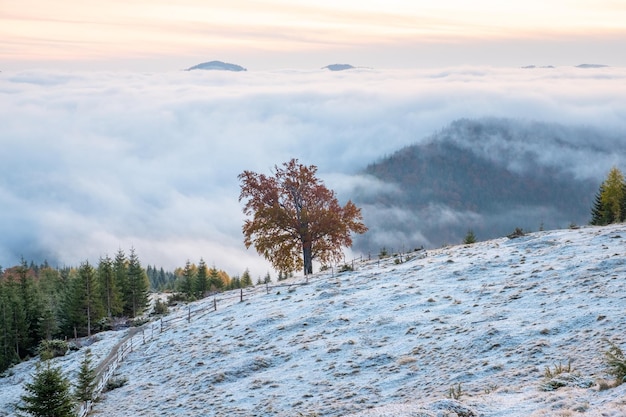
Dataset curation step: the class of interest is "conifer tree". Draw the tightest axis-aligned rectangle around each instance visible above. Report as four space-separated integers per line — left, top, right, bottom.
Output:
98 255 121 318
591 167 626 225
241 269 253 287
0 280 19 372
180 260 196 299
74 349 96 404
17 361 76 417
208 267 223 291
126 248 149 318
590 184 611 225
113 249 128 316
601 167 625 222
63 262 104 337
195 259 209 298
16 260 44 354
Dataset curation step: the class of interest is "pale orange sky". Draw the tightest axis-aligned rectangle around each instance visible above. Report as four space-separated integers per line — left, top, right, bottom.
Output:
2 0 625 70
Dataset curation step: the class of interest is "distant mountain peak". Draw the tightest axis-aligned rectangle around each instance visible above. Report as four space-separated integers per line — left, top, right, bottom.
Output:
322 64 355 71
186 61 247 72
576 64 609 69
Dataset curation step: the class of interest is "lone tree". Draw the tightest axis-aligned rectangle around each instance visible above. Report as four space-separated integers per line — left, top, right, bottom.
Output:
239 159 367 275
17 361 76 417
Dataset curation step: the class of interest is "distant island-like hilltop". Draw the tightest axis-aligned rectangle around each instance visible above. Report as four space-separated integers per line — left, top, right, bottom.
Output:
185 61 247 72
322 64 355 71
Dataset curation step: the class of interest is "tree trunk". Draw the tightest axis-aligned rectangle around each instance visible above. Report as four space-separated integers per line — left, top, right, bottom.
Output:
302 240 313 275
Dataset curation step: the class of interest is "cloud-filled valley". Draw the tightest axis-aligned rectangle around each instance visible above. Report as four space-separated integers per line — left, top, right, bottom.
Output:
1 66 625 278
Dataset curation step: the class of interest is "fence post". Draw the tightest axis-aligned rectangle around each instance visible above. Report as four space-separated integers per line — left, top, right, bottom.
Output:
214 296 217 311
188 305 191 323
266 282 269 294
240 288 243 302
130 337 133 353
160 317 163 333
142 329 145 344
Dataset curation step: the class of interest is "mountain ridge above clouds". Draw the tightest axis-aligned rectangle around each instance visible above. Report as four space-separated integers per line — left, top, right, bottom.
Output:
185 60 247 71
3 223 624 416
353 117 623 254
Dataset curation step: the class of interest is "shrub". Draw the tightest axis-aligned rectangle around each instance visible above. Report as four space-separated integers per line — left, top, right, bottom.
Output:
338 264 353 273
507 227 526 239
378 247 389 259
152 299 169 316
447 383 464 400
463 229 477 244
38 339 69 360
604 340 626 385
105 376 128 392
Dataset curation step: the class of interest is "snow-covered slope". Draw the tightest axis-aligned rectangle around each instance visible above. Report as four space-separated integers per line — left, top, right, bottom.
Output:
3 225 626 416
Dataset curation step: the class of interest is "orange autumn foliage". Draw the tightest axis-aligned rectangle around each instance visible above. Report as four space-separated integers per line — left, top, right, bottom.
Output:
238 159 367 275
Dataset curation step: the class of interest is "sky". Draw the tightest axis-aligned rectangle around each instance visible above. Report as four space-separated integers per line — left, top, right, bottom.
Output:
2 0 626 70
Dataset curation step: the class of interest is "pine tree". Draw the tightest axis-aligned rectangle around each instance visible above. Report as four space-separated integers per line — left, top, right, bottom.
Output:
241 269 253 287
463 229 477 244
113 249 129 317
195 259 209 299
63 262 104 338
0 280 19 372
98 255 121 318
17 361 76 417
126 248 149 318
180 260 196 299
590 184 609 225
16 260 44 355
74 349 96 403
601 167 625 222
591 167 626 225
208 267 223 291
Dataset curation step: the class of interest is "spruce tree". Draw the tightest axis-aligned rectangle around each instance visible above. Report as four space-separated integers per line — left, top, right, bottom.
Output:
0 280 19 372
17 361 76 417
601 167 625 222
208 267 223 291
590 184 609 225
241 269 253 287
591 167 626 225
62 263 103 338
98 255 121 319
74 349 96 403
113 249 129 316
196 258 209 299
180 260 196 299
126 248 149 318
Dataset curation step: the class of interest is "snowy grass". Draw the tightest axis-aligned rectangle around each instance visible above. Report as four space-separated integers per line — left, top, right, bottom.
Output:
2 224 626 416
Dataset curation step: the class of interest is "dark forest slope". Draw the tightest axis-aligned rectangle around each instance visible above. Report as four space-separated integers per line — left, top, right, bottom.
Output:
352 118 622 252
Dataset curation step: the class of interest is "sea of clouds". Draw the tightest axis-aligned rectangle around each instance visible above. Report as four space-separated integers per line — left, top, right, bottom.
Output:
1 66 625 278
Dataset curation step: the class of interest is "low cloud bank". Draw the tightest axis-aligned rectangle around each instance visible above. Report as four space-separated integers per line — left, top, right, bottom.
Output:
1 66 625 277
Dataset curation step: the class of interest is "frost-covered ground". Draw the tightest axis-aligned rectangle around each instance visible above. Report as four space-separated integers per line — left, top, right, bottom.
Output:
0 329 128 416
3 224 626 416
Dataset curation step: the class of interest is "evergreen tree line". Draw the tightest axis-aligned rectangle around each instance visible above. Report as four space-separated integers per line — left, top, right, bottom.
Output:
590 167 626 225
172 259 251 301
0 248 149 374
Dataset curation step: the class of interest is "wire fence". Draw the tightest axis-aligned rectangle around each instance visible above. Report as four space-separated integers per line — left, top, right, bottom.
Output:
75 252 416 417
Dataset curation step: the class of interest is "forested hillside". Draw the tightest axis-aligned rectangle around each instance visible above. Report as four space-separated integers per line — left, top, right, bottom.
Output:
0 251 238 375
353 118 620 252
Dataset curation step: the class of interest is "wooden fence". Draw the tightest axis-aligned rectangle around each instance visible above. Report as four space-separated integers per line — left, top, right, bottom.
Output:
75 254 391 416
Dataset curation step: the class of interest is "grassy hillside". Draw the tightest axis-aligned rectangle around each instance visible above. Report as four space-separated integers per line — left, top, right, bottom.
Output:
3 224 623 416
